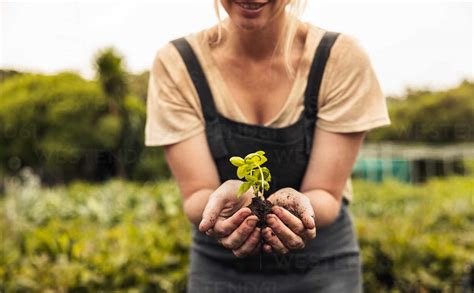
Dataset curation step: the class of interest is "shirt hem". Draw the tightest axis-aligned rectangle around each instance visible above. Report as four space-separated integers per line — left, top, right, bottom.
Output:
316 117 391 133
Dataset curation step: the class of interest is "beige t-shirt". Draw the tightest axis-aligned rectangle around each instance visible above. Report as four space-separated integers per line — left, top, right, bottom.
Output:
145 23 391 201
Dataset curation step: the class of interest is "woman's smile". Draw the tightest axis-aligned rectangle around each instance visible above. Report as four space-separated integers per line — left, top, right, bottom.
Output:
233 1 270 18
219 0 286 31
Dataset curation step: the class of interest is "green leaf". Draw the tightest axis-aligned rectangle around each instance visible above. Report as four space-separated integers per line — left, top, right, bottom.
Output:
237 165 247 179
237 182 251 198
261 167 271 182
263 181 270 191
244 172 258 183
229 156 245 167
244 152 267 167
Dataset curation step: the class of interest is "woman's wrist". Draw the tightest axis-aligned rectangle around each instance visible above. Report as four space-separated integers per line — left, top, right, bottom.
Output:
183 188 215 228
302 189 342 227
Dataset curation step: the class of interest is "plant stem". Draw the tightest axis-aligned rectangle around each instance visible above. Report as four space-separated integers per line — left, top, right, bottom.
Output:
257 165 265 200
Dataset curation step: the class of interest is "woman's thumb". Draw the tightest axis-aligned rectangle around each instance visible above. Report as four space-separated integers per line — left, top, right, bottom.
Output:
198 195 223 232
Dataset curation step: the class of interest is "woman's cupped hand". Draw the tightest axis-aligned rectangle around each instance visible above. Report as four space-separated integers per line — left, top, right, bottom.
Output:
262 188 317 254
198 180 262 257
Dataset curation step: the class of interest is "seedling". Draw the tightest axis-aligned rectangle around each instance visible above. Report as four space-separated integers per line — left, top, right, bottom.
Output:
229 151 274 228
230 150 271 200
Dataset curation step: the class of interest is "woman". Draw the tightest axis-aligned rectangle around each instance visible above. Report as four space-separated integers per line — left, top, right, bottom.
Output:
145 0 391 292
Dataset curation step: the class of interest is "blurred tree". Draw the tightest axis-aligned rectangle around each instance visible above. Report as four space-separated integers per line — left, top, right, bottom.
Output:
0 72 111 183
0 71 170 184
367 80 474 143
0 69 23 84
94 48 130 178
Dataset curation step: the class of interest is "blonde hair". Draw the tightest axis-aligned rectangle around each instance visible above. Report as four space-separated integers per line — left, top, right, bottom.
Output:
212 0 307 78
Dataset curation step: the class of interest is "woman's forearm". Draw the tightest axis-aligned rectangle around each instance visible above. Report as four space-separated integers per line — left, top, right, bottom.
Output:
302 189 342 227
183 188 214 228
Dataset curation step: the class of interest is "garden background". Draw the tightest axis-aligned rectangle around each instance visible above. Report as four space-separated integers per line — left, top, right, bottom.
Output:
1 1 473 292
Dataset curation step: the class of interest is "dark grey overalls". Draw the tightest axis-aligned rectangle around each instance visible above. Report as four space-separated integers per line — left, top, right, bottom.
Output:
172 31 362 293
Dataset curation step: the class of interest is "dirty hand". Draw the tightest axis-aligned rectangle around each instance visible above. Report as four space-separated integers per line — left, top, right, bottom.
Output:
198 180 262 257
262 188 316 254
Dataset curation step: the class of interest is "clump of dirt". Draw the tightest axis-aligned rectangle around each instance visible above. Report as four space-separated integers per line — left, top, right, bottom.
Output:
246 197 274 228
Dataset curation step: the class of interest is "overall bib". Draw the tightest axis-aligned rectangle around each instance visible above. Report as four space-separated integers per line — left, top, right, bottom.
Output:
172 31 362 293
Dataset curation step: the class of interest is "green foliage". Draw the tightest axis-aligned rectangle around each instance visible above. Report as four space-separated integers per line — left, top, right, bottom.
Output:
0 69 23 84
0 70 171 183
94 47 128 102
131 147 171 182
465 159 474 174
351 175 474 292
0 72 108 181
367 80 474 143
1 174 472 291
1 173 190 292
0 49 172 183
230 150 271 199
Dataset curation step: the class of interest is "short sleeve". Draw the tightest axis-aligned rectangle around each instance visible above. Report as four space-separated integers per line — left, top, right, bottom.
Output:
316 33 391 133
144 44 205 146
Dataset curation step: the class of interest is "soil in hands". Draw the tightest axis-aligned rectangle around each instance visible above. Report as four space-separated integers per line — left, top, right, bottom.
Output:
247 197 274 228
246 193 304 229
246 194 305 261
274 193 303 221
246 196 273 265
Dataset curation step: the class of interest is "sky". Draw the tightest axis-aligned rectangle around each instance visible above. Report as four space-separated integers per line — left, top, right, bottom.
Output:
1 0 472 97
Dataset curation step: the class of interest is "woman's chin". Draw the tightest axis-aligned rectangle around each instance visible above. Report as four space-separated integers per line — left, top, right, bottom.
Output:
234 19 267 31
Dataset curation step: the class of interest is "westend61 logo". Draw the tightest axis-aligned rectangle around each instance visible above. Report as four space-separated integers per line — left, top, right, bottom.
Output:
186 279 278 293
269 252 360 272
235 123 279 140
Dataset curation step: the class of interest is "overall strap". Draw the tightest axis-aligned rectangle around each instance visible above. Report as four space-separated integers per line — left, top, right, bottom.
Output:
171 37 229 158
303 31 340 155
